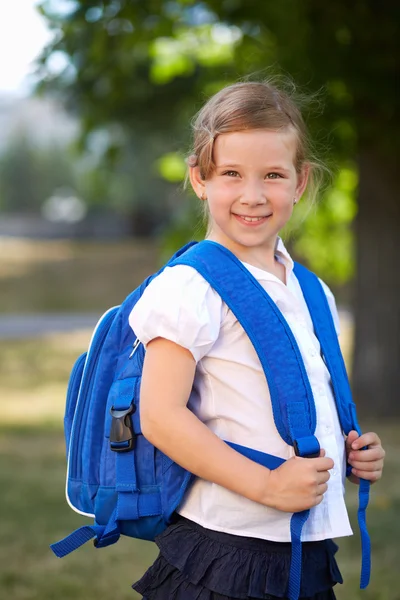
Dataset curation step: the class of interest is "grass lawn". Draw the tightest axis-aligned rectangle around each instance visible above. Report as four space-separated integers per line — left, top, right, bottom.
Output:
0 278 399 598
1 423 399 600
0 237 160 313
0 426 158 600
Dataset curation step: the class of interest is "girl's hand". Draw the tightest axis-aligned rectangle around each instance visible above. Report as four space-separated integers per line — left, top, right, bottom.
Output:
346 430 385 484
265 450 334 513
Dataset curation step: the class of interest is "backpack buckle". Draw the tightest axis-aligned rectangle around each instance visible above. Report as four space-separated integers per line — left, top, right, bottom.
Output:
109 405 136 452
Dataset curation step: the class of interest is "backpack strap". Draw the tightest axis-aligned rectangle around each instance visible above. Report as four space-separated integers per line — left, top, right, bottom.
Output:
174 241 319 453
293 262 371 589
293 263 356 434
173 240 322 600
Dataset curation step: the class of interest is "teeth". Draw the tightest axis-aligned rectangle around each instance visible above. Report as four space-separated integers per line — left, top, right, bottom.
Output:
240 216 265 222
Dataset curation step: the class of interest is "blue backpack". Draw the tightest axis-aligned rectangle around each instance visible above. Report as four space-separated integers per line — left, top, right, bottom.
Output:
51 240 371 600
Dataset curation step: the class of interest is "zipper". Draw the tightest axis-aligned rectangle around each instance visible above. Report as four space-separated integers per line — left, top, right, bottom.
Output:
129 338 141 359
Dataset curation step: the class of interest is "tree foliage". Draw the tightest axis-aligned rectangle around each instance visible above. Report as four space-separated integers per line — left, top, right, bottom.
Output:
35 0 398 279
37 1 397 145
0 132 77 212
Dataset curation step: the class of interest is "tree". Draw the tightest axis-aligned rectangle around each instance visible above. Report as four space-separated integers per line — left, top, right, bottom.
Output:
0 131 77 212
36 0 399 415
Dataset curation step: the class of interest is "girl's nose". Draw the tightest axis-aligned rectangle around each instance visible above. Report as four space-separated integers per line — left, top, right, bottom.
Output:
239 182 267 206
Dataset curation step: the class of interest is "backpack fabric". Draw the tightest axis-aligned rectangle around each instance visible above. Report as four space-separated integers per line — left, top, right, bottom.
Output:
51 241 370 600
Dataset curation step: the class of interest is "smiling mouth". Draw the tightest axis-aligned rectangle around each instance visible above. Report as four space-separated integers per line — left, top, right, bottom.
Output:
233 214 272 223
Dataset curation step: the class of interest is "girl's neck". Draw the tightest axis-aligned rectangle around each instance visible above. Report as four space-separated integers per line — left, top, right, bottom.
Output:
244 254 287 285
206 234 287 284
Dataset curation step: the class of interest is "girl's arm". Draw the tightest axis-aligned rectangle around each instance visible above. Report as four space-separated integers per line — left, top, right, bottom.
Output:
140 337 333 511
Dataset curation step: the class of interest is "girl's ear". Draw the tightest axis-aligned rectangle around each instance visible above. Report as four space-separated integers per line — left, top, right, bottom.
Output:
189 166 206 199
295 163 310 200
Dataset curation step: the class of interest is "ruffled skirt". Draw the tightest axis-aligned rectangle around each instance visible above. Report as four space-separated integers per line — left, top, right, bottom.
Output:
132 516 343 599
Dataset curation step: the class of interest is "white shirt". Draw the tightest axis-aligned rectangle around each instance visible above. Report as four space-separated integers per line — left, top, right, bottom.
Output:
129 239 353 542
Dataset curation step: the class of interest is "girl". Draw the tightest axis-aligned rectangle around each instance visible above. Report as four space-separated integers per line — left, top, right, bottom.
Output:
128 81 385 600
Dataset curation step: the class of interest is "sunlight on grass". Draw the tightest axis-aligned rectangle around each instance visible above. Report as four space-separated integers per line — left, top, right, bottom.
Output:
0 330 92 425
2 383 72 425
0 237 160 312
0 237 74 279
0 428 156 600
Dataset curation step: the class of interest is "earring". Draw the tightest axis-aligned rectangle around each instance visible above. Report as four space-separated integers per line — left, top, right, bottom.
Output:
293 197 297 205
200 192 207 201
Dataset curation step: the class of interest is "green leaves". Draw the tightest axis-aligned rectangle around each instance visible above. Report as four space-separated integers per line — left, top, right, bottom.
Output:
288 167 358 284
149 23 241 84
34 0 398 283
156 152 187 182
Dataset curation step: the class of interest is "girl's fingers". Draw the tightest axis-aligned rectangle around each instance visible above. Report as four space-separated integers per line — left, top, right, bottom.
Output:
345 430 359 451
351 468 382 482
347 431 385 484
317 471 330 484
348 447 385 462
351 432 381 449
349 459 384 472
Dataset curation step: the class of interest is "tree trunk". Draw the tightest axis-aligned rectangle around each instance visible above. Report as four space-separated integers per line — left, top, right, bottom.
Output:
352 149 400 417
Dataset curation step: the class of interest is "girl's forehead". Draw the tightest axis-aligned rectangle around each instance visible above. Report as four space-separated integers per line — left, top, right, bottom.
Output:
214 128 297 164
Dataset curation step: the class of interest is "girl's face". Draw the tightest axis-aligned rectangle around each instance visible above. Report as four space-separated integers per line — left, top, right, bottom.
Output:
190 128 308 258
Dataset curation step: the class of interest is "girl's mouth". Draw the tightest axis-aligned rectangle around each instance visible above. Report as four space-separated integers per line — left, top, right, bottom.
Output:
233 214 271 226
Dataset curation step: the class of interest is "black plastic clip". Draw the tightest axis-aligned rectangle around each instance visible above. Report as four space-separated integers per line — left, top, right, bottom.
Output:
109 404 136 452
293 439 320 459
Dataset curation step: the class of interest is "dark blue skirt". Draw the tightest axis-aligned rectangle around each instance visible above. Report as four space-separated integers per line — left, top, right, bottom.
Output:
132 515 343 599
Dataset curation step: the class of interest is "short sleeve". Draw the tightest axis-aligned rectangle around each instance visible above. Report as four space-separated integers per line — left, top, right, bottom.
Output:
318 278 341 336
128 265 223 362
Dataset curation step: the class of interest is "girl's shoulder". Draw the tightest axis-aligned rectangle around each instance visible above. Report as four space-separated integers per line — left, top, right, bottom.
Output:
138 264 224 312
128 265 224 362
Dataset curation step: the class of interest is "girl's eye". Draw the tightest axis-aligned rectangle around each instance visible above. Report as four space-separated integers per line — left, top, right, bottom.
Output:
221 171 283 178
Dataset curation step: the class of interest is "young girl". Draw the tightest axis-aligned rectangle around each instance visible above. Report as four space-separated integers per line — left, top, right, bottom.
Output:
128 81 385 600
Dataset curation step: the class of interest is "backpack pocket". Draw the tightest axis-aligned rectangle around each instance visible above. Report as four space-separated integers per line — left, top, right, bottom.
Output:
101 376 139 488
66 307 119 515
64 352 86 456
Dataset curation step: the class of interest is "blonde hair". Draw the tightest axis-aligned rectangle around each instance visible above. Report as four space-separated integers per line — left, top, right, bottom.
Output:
187 79 329 206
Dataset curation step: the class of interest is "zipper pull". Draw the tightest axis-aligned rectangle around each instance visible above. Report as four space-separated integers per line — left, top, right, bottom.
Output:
129 338 141 359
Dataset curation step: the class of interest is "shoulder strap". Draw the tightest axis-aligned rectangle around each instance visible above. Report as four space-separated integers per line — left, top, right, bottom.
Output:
293 262 360 436
293 262 371 590
172 240 319 455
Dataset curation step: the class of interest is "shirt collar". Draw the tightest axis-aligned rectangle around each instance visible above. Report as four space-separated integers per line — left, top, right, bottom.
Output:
275 237 294 278
240 237 294 283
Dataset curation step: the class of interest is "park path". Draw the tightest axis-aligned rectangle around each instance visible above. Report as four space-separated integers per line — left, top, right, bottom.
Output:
0 313 101 339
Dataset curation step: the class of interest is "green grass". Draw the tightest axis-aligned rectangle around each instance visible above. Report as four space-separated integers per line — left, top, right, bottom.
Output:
0 331 92 425
0 238 160 312
1 324 399 599
335 423 400 600
0 427 157 600
1 424 398 600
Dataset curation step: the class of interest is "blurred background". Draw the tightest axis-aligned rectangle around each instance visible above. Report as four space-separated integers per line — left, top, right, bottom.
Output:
0 1 398 599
